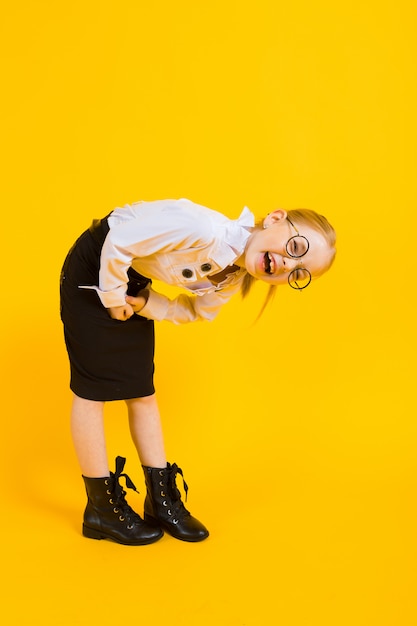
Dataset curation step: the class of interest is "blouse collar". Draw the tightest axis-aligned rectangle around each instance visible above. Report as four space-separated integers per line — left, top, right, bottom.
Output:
210 206 254 269
223 206 254 254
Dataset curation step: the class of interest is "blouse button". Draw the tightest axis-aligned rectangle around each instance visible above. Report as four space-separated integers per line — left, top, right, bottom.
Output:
182 268 194 278
201 263 212 272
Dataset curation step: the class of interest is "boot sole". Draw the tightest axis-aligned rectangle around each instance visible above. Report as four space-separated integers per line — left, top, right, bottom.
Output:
82 523 163 545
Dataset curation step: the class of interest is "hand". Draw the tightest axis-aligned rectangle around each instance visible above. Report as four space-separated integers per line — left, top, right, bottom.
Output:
107 303 134 321
125 289 149 314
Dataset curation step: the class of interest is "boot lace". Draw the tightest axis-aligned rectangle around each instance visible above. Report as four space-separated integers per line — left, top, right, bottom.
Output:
167 463 190 521
109 456 143 528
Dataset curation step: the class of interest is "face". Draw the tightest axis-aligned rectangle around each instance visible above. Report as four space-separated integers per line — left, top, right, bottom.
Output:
242 210 333 287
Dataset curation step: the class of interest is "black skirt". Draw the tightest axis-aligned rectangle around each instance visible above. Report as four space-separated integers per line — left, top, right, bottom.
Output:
60 216 155 401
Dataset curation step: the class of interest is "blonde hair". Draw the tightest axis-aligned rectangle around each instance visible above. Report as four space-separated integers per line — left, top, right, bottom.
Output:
241 208 337 316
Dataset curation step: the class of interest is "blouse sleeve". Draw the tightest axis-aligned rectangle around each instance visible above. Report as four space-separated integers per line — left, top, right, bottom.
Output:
138 280 242 324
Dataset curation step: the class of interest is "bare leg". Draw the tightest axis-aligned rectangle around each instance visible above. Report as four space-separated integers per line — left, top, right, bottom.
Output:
70 393 109 477
126 393 167 468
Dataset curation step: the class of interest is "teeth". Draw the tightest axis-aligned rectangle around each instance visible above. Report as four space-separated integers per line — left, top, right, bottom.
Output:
263 252 274 274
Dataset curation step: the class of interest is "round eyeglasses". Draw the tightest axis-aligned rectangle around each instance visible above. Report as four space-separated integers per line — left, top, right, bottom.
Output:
286 218 312 290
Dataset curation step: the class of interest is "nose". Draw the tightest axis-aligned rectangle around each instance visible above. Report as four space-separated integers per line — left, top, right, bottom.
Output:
281 256 299 273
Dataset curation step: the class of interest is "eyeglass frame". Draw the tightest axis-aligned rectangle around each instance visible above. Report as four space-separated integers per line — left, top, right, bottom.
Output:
285 217 312 290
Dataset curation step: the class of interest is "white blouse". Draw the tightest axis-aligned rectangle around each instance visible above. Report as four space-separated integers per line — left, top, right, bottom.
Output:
81 198 254 324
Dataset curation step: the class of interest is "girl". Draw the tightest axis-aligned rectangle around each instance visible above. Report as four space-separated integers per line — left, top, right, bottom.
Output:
60 197 336 545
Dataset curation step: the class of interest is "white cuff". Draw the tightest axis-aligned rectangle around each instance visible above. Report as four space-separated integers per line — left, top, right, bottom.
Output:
138 289 170 321
78 284 127 308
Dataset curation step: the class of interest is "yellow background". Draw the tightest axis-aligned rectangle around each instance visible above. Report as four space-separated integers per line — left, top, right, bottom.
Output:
1 1 416 624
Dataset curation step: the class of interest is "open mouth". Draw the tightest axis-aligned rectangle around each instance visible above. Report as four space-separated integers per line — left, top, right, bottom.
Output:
263 252 274 274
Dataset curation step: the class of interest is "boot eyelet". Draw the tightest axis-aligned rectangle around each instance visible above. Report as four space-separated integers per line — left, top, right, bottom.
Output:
159 481 164 487
119 516 125 522
173 519 179 525
127 524 134 530
105 479 109 486
109 498 114 505
106 490 112 495
168 510 172 516
162 500 167 507
160 491 165 497
159 471 164 477
113 507 120 514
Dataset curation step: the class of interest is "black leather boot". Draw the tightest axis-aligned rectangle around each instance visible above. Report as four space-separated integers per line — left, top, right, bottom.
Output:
82 456 163 545
142 463 209 542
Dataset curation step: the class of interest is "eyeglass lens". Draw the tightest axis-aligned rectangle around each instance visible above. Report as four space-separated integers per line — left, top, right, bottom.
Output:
286 235 309 258
288 268 311 290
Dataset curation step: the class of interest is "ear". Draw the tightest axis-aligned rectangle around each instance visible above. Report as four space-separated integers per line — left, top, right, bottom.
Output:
263 209 287 229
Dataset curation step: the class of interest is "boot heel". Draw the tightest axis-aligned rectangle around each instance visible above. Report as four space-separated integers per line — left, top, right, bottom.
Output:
83 524 105 540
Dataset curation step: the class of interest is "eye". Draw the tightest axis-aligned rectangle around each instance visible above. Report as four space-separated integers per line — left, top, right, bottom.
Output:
287 236 302 257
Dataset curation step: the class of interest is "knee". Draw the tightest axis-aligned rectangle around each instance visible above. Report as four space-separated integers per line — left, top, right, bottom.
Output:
125 394 156 408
